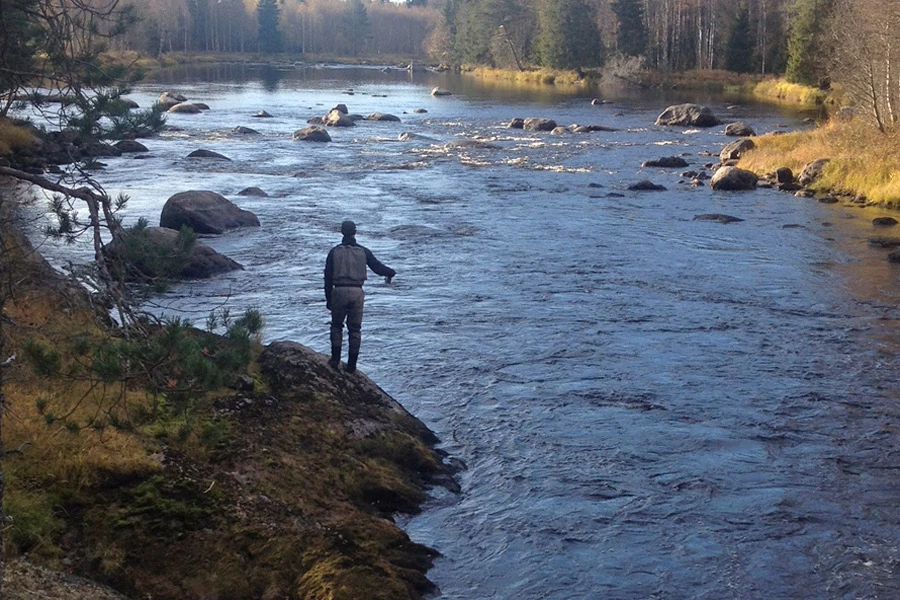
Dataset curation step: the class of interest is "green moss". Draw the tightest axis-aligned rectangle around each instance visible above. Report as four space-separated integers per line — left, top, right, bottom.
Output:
3 490 64 558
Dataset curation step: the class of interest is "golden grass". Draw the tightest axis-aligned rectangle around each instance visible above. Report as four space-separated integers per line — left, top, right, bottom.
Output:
0 119 37 156
739 119 900 206
464 65 588 86
752 78 828 105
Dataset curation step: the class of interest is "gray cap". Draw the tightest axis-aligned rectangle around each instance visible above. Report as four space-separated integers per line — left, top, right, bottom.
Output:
340 220 356 236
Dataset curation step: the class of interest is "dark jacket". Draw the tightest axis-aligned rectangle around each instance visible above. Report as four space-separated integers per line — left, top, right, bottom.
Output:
324 235 395 305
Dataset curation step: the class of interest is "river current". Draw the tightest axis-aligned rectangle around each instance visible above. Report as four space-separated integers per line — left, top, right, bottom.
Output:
25 65 900 598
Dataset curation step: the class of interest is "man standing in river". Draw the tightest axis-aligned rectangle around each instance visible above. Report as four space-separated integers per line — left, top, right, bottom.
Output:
324 220 396 373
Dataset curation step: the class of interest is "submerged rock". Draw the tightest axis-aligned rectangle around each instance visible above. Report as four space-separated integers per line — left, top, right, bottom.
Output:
873 217 899 227
655 103 721 127
693 213 745 224
628 180 667 191
187 149 230 160
643 156 689 168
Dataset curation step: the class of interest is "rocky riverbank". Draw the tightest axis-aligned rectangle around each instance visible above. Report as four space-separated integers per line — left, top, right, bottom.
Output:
0 180 457 599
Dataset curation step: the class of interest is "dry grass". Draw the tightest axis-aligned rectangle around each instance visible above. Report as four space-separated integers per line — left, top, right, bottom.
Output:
0 120 37 156
753 78 829 105
739 119 900 206
464 65 588 86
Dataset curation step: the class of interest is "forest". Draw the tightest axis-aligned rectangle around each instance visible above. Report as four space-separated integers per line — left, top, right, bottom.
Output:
91 0 895 129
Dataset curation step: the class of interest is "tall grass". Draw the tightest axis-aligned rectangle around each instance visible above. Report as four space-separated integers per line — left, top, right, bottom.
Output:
0 119 37 156
739 119 900 206
753 78 829 105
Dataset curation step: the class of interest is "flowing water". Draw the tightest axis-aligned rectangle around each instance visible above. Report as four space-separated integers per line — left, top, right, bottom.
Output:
23 65 900 598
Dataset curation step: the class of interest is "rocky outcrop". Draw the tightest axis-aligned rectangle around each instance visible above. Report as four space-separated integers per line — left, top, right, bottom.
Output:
252 110 273 118
655 103 721 127
725 122 756 137
160 190 260 234
643 156 689 168
720 138 756 162
710 166 758 191
232 126 260 135
293 126 332 142
798 158 830 187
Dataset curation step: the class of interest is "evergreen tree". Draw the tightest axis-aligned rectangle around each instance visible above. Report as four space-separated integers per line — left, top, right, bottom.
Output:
0 0 41 115
785 0 835 85
257 0 282 54
342 0 370 56
611 0 647 58
724 3 755 73
454 0 522 65
535 0 603 69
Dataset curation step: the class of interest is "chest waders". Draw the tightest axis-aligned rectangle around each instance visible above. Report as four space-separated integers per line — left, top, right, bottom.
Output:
329 245 367 372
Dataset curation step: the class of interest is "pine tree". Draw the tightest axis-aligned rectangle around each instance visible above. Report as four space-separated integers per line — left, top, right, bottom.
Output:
535 0 603 69
257 0 282 54
724 3 755 73
611 0 647 58
342 0 369 57
785 0 835 85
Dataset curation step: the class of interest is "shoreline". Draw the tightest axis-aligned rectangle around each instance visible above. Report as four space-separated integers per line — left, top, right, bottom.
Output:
0 179 457 600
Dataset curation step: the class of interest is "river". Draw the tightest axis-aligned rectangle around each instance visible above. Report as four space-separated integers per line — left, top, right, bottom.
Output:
26 64 900 599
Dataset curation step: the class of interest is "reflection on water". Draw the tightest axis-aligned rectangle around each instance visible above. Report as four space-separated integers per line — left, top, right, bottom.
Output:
24 65 900 599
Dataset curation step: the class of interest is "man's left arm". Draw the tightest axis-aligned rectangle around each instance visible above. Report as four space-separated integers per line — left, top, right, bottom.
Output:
364 247 396 280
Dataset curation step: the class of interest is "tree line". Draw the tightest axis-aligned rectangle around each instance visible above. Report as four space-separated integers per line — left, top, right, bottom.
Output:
108 0 822 76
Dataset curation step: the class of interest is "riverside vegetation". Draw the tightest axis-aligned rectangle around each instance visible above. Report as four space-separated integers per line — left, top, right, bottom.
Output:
0 179 456 599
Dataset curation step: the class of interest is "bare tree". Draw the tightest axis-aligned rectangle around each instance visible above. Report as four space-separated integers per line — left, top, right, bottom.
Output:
832 0 900 131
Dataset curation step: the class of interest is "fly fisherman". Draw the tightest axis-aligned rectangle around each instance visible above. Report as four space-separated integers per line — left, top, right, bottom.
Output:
324 220 396 373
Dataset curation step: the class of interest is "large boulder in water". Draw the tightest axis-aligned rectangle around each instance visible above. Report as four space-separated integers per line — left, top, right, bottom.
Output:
725 122 756 137
160 190 260 234
655 103 721 127
108 226 243 280
642 156 689 168
324 109 355 127
710 166 758 191
157 91 187 109
293 126 331 142
523 118 557 131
